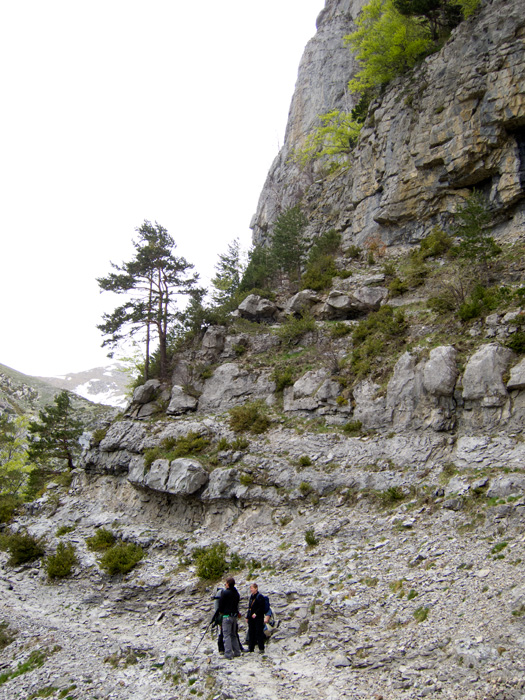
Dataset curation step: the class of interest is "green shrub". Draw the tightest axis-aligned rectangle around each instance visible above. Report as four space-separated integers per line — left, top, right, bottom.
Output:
458 284 502 321
0 622 16 650
301 230 342 291
343 420 363 436
231 436 250 451
192 542 228 581
427 292 456 314
55 525 75 537
276 312 317 346
388 277 408 296
144 431 211 467
2 531 45 566
418 227 452 259
86 528 116 552
0 494 22 524
217 437 230 451
239 472 254 486
299 481 313 496
46 542 78 579
351 306 408 379
99 542 144 575
346 244 361 260
298 455 312 468
228 402 270 434
271 364 296 392
305 529 319 547
330 321 352 338
506 332 525 354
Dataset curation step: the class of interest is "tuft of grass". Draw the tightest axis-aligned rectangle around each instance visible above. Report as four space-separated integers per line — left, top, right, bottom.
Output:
413 606 429 623
305 529 319 547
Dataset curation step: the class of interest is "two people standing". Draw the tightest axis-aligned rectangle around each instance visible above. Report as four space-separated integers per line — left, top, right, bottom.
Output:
217 578 266 658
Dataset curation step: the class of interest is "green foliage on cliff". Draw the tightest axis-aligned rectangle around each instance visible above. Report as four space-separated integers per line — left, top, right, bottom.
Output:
345 0 480 94
293 110 363 167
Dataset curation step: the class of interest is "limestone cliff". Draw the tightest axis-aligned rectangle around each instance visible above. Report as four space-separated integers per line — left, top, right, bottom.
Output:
251 0 525 250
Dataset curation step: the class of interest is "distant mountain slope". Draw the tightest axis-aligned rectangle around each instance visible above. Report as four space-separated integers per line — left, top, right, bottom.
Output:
37 364 130 408
0 363 124 424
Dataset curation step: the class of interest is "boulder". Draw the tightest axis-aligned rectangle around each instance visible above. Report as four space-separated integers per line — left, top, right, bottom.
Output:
320 287 386 320
353 379 390 430
165 459 209 495
166 385 198 415
201 468 241 500
201 326 226 357
144 459 170 491
462 343 514 406
198 363 274 410
284 289 321 316
99 421 146 453
237 294 277 322
507 358 525 390
423 346 458 397
132 380 161 405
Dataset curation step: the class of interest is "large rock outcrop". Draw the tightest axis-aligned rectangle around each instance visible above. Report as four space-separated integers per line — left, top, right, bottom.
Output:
251 0 525 250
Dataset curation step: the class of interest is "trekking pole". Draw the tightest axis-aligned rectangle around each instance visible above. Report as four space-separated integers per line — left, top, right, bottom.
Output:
192 612 218 658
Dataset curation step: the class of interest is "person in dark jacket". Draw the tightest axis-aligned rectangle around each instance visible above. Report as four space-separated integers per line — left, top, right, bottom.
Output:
246 582 265 653
218 577 241 659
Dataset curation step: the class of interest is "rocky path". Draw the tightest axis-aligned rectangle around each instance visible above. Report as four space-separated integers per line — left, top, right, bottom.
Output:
1 480 525 700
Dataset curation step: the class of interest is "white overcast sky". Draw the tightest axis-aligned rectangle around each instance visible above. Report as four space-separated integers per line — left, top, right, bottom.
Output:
1 0 324 377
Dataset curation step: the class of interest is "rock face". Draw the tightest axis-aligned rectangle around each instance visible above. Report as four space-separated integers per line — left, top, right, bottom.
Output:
251 0 525 251
251 0 366 244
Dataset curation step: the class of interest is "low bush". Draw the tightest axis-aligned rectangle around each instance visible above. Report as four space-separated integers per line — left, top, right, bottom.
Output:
298 455 312 468
458 284 502 321
229 402 270 435
46 542 78 579
0 622 16 650
86 528 116 552
144 431 211 468
271 364 296 392
276 312 317 346
343 420 363 436
351 306 408 379
305 529 319 547
418 227 453 259
99 542 144 575
1 531 45 566
0 494 22 524
330 321 352 338
506 332 525 354
192 542 229 581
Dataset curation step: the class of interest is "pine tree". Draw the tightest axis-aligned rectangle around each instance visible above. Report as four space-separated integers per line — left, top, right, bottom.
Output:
271 206 308 283
27 392 84 470
97 221 198 379
211 238 245 307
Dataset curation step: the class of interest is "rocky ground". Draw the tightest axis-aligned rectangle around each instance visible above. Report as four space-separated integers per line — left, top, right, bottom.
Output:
1 460 525 700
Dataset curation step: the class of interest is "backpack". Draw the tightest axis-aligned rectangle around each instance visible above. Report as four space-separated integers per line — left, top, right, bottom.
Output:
212 587 224 627
258 593 270 614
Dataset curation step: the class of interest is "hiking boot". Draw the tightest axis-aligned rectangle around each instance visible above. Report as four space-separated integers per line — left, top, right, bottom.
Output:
224 654 233 660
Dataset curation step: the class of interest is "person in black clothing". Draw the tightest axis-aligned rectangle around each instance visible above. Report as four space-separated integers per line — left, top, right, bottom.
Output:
246 582 265 653
218 577 241 659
